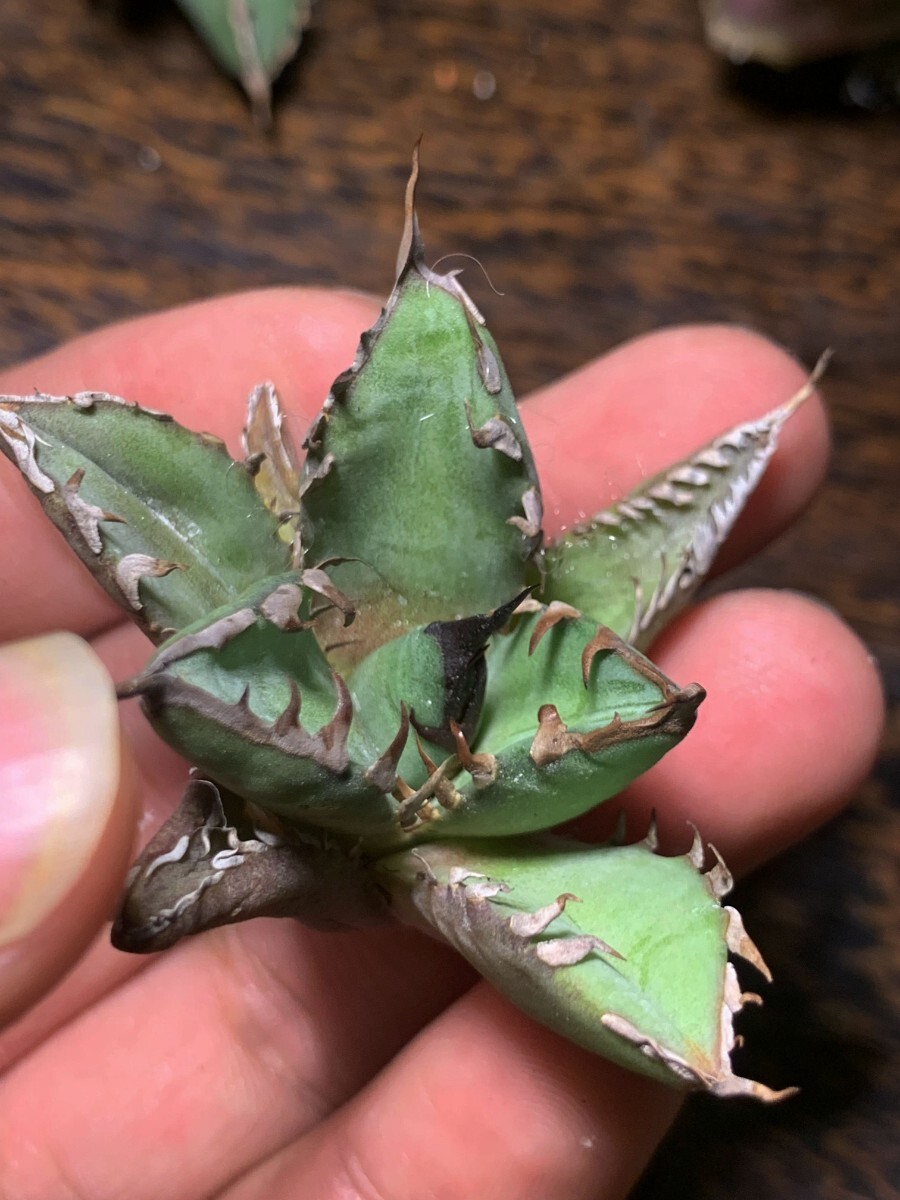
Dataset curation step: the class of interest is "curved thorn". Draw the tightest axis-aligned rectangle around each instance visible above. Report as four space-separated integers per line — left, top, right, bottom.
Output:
724 905 772 981
643 811 659 851
273 680 301 736
705 844 734 901
364 703 411 792
508 893 580 938
527 600 582 657
686 821 706 869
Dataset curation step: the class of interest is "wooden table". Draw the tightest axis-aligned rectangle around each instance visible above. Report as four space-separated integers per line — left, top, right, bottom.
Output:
1 2 897 1196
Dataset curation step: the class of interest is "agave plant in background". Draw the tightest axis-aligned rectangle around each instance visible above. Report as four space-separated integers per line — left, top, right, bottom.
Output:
176 0 312 123
0 155 822 1100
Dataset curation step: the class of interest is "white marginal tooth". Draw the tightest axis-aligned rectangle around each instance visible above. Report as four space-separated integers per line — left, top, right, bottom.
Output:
63 469 125 554
0 409 55 492
704 843 734 899
724 905 773 981
668 465 711 487
709 1077 799 1103
686 822 706 869
535 933 622 966
448 867 486 885
466 879 507 899
448 867 508 899
606 981 794 1101
512 595 543 616
115 554 182 610
508 892 579 937
506 484 542 539
723 962 742 1014
600 1014 709 1087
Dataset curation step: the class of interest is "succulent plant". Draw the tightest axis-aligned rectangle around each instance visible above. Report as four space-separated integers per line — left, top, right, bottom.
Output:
175 0 312 123
0 154 823 1101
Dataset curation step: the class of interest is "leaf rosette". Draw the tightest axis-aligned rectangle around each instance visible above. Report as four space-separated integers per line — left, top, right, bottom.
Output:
0 152 817 1099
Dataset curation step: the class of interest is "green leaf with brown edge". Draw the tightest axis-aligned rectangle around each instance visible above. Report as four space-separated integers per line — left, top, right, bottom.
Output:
542 356 827 650
299 152 543 671
393 605 704 842
376 833 794 1100
0 391 290 641
120 573 402 839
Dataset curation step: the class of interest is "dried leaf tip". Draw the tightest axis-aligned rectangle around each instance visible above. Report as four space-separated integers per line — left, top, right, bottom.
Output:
395 140 424 280
781 348 832 420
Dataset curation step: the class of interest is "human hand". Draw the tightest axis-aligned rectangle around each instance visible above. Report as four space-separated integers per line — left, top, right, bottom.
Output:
0 291 883 1199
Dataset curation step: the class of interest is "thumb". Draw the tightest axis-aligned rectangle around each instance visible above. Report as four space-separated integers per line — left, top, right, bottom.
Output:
0 633 136 1025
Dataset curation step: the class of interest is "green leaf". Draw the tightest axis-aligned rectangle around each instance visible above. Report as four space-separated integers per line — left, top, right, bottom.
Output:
0 391 290 639
175 0 312 123
299 155 542 669
543 359 826 649
121 574 404 838
345 592 527 793
393 605 703 840
377 834 793 1099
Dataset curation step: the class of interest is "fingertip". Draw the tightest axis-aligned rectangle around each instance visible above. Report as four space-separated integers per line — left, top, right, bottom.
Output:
524 323 830 553
629 589 884 873
1 287 383 453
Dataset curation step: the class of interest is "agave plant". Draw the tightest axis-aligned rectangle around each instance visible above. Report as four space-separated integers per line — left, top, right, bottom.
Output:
0 157 822 1101
175 0 311 123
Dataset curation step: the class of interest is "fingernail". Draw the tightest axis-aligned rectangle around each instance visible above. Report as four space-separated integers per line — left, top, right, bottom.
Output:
0 633 119 947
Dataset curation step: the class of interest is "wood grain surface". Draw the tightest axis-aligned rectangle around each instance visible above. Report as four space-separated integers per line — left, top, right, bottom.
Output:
1 2 897 1197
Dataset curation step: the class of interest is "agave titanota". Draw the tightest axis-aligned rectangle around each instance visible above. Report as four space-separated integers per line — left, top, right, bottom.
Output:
1 153 824 1099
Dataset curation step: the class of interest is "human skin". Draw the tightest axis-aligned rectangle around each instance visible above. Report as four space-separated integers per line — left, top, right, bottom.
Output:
0 290 884 1199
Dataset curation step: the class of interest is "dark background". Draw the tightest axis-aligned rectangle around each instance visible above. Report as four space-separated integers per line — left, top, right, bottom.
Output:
1 2 897 1197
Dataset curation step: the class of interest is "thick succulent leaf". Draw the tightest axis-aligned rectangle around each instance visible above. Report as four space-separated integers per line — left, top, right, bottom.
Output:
346 592 527 792
112 776 389 953
175 0 311 123
393 605 703 840
377 834 793 1100
543 360 826 650
299 153 542 670
120 574 402 837
0 392 290 640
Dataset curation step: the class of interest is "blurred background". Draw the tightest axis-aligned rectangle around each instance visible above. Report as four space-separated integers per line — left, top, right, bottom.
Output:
0 2 897 1196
